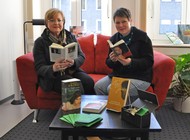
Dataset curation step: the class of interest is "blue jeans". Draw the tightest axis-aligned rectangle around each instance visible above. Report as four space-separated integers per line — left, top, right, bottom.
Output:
94 76 151 102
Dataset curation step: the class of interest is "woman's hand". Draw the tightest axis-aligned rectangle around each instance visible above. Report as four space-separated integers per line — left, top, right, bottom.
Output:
118 57 131 66
65 58 74 68
109 51 118 62
53 58 70 72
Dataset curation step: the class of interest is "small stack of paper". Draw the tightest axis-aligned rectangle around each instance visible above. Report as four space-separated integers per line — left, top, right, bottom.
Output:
60 113 103 127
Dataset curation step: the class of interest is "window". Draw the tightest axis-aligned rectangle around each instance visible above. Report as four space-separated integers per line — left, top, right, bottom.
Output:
147 0 190 41
96 0 101 10
81 20 87 33
96 20 101 33
52 0 140 36
53 0 102 34
82 0 87 11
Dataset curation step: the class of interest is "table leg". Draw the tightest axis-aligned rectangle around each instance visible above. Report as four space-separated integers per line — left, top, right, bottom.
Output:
61 131 69 140
141 132 149 140
131 137 137 140
73 136 79 140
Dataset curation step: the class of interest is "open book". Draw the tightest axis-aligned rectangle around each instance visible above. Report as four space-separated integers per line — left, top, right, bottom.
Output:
107 39 132 58
49 42 78 62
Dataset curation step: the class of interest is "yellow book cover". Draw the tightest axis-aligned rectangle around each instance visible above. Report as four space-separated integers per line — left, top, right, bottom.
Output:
106 77 130 112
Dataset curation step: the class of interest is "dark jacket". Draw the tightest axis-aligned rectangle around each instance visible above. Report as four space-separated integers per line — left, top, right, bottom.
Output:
106 27 154 83
33 28 85 92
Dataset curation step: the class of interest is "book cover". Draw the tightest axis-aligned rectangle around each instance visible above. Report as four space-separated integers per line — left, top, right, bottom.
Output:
165 32 184 45
107 39 132 58
61 78 84 111
60 113 103 127
178 24 190 44
49 42 78 62
106 77 131 112
82 100 107 113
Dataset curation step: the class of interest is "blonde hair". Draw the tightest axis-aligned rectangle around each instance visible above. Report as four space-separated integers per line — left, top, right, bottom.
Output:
44 8 65 27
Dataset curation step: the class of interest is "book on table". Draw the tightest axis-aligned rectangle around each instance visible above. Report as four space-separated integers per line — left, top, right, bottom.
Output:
60 113 103 127
107 39 132 58
106 77 131 112
82 100 107 113
61 78 84 111
49 42 78 62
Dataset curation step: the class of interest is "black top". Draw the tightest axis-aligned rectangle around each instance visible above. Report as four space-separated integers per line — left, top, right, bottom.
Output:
33 28 85 92
106 27 154 83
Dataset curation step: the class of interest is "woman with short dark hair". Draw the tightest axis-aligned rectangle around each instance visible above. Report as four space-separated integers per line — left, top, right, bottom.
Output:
95 7 154 101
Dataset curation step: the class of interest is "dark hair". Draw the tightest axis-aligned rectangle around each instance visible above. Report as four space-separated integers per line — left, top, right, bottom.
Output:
121 80 129 88
69 92 81 104
121 80 129 100
113 8 131 22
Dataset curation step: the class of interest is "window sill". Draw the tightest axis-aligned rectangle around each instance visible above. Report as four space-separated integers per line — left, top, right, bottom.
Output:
152 40 190 56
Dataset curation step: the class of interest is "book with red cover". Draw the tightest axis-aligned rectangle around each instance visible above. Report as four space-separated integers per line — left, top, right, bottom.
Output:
82 100 107 113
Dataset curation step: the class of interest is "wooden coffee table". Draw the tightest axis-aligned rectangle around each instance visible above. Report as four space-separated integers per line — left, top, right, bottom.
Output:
49 95 161 140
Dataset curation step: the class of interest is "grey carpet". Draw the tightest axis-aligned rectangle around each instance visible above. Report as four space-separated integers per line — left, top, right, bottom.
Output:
1 100 190 140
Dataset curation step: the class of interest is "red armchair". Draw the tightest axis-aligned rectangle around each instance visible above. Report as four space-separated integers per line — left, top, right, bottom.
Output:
16 34 175 122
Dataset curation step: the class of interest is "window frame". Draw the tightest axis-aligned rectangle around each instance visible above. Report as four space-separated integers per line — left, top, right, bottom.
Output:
82 0 87 11
82 19 87 32
96 0 101 10
96 19 101 33
147 0 190 42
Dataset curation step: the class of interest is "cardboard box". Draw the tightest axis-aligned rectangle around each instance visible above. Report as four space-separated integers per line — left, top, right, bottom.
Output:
121 89 159 128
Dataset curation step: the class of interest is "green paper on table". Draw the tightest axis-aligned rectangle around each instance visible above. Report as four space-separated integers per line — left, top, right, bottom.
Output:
60 113 103 127
136 107 149 116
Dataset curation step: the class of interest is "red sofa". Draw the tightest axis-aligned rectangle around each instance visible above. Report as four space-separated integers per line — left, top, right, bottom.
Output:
16 34 175 122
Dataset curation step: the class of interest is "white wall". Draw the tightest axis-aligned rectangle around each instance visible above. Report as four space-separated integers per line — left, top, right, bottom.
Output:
26 0 52 52
0 0 24 101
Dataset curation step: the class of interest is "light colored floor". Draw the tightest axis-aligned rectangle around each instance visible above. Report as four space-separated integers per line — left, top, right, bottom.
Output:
0 99 33 138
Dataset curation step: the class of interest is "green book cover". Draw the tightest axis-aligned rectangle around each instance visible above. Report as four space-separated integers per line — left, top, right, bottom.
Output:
60 113 103 127
61 78 84 111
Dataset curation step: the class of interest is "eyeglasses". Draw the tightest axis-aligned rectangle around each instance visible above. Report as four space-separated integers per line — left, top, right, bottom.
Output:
48 19 64 23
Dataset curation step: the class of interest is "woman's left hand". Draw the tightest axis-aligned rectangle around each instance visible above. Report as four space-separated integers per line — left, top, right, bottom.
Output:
118 57 131 66
65 58 74 67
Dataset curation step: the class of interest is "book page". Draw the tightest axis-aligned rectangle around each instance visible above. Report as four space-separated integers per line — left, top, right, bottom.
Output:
49 42 78 62
65 42 78 60
49 43 65 62
107 39 125 49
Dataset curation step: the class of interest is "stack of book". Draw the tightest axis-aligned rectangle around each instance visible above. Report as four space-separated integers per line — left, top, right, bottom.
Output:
60 113 103 127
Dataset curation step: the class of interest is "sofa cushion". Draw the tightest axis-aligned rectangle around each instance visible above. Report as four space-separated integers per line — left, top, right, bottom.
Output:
16 52 37 83
88 74 107 83
37 87 61 100
152 51 175 106
95 34 112 74
77 34 95 73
